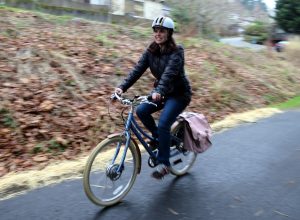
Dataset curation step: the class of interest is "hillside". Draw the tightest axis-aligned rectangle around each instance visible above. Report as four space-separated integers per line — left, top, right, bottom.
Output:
1 7 300 177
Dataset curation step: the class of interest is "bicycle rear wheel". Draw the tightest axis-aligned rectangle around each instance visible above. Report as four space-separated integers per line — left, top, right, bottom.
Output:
83 136 140 206
169 122 197 176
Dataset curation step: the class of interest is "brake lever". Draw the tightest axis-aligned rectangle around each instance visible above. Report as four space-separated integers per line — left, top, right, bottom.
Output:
110 93 118 101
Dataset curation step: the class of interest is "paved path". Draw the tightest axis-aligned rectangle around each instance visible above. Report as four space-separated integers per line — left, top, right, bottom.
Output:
220 37 266 51
0 110 299 220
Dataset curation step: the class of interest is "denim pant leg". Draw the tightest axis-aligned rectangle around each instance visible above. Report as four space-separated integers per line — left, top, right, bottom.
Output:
136 102 163 138
157 97 189 166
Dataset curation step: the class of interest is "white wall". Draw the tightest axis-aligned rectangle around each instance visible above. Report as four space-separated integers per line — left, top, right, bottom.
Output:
144 1 163 19
90 0 109 5
111 0 125 15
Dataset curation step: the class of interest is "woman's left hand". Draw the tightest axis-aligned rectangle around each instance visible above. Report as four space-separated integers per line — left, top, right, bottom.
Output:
152 92 162 102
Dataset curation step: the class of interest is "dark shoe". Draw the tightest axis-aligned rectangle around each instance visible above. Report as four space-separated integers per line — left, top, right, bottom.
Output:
147 140 158 151
151 164 170 180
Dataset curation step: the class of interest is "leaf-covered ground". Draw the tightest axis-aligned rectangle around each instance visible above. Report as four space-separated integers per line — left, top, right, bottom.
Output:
1 7 300 177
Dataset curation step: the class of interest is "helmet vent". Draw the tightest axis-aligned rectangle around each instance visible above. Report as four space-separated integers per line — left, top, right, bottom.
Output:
152 16 174 30
159 17 164 25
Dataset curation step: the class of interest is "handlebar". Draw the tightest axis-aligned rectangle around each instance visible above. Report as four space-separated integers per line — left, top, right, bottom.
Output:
111 92 156 107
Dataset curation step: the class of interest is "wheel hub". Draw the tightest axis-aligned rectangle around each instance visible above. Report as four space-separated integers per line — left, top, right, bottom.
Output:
106 164 122 181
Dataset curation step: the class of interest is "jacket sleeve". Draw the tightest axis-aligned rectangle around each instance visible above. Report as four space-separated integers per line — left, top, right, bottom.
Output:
118 50 149 92
153 48 183 96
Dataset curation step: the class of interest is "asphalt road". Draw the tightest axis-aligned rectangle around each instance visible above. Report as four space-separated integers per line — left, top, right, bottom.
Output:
0 110 300 220
220 37 266 51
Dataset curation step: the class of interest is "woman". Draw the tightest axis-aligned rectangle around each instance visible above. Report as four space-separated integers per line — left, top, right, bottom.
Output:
115 16 192 179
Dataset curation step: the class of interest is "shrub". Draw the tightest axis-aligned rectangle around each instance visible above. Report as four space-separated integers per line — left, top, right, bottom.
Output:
244 21 269 44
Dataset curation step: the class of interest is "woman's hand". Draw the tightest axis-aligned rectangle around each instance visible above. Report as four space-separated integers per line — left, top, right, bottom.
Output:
115 88 123 95
152 92 162 102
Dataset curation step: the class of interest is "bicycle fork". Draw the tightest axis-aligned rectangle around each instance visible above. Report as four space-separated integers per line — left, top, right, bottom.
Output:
110 112 139 175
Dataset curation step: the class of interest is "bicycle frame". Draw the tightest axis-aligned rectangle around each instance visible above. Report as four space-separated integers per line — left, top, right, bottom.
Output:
125 106 157 158
111 94 183 173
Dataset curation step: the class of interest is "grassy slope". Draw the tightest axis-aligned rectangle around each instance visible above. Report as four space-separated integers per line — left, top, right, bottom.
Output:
1 6 300 175
272 96 300 109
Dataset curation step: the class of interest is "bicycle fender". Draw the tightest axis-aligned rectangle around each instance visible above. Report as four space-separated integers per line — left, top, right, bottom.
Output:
130 138 142 174
107 133 142 174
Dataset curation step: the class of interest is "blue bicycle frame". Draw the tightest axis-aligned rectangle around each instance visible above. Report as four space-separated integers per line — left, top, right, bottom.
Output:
112 97 183 173
125 110 157 158
112 104 157 173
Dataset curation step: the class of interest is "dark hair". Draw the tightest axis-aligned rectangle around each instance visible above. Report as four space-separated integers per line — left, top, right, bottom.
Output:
147 29 177 55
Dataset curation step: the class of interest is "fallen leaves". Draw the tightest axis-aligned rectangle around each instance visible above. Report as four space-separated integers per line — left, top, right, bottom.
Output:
1 8 300 177
33 155 49 163
0 167 9 178
39 100 55 112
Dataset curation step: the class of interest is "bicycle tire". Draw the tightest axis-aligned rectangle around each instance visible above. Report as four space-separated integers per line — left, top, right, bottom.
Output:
169 122 197 176
83 136 140 206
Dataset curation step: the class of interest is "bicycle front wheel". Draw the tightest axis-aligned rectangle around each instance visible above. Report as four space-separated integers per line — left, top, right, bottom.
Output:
169 122 197 176
83 136 140 206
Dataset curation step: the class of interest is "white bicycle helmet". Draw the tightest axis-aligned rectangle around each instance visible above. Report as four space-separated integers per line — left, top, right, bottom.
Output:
152 16 175 30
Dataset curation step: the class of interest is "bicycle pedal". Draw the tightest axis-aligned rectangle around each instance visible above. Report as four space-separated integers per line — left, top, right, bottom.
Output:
172 158 182 165
148 156 158 168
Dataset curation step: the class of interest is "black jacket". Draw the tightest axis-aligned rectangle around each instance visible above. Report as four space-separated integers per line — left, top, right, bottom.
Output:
118 45 192 100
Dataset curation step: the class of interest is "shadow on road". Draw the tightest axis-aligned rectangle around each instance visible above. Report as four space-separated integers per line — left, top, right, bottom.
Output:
91 173 210 220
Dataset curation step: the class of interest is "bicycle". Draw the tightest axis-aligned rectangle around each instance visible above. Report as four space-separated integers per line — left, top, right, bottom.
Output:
83 93 197 206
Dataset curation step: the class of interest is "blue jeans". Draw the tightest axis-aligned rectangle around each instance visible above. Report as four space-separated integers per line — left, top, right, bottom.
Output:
136 96 190 166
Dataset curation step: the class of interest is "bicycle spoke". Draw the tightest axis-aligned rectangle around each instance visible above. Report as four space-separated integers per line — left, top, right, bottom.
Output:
169 123 197 176
83 136 139 206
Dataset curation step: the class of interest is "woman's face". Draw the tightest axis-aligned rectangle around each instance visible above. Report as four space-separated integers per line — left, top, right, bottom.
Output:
153 27 168 45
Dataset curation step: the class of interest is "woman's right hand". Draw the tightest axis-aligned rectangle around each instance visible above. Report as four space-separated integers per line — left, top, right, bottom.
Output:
152 92 162 102
115 88 123 95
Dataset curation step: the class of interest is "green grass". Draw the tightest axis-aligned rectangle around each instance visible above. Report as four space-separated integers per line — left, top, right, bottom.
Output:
272 96 300 109
0 108 17 128
0 5 74 24
0 5 30 12
129 26 151 39
31 139 68 154
181 37 201 48
95 34 114 47
203 60 218 75
38 14 74 24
